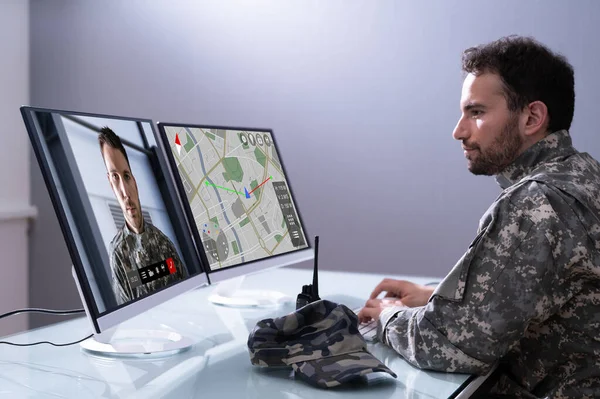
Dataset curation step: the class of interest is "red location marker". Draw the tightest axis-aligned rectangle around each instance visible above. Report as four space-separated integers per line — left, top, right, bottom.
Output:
175 133 182 155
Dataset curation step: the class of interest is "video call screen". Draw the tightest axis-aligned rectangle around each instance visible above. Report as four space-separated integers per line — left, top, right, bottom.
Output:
35 112 199 313
161 125 308 272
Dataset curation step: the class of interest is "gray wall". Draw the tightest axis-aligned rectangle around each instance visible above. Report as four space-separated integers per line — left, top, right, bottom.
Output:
29 0 600 313
0 0 31 336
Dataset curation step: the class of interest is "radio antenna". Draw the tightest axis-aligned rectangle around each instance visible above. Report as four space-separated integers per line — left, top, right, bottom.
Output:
312 236 319 299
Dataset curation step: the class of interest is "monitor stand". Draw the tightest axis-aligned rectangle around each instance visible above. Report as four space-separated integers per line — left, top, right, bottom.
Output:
72 265 194 359
208 275 292 308
80 326 195 358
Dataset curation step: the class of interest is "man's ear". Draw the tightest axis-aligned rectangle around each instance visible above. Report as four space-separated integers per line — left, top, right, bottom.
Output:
523 101 549 137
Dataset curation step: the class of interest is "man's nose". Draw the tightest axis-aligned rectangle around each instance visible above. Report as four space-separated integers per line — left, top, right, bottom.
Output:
118 179 130 199
452 116 469 141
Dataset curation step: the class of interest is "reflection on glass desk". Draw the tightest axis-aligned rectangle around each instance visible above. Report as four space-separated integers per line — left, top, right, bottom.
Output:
0 268 481 398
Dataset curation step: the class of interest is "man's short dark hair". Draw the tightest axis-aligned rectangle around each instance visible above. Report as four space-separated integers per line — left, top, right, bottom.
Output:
461 35 575 133
98 126 130 167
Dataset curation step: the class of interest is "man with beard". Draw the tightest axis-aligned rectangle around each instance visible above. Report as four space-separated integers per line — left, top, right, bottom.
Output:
99 127 188 305
358 36 600 398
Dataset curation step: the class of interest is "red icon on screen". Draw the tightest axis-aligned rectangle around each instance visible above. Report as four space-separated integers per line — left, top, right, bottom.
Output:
175 134 182 156
166 258 176 274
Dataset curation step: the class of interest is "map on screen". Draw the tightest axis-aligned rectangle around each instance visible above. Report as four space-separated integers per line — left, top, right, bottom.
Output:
163 126 308 271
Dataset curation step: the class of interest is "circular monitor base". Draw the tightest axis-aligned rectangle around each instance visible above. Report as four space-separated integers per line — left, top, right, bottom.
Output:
80 329 194 359
208 289 293 308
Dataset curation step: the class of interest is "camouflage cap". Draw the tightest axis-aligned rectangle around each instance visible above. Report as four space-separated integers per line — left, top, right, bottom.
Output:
247 299 397 388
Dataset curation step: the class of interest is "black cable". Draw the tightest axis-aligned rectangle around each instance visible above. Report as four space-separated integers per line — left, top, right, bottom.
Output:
0 307 89 346
0 307 85 320
0 334 93 347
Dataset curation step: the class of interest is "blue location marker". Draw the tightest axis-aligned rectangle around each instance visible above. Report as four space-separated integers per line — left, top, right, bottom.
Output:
244 187 251 199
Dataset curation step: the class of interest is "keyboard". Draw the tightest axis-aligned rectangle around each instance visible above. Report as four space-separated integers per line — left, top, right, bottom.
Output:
354 308 378 342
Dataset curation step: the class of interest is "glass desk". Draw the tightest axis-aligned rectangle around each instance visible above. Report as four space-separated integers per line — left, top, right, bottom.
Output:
0 268 486 398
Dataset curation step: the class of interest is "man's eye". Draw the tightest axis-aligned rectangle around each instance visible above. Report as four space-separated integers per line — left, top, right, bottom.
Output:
471 110 483 117
111 174 119 181
124 174 131 181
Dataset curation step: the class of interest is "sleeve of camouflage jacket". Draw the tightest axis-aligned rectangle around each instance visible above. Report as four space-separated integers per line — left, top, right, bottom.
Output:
377 185 573 375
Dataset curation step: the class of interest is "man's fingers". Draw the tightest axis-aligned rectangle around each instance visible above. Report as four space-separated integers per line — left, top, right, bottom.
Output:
365 298 381 308
359 296 406 323
369 279 392 299
381 297 403 306
358 299 381 323
357 306 380 323
367 298 403 308
369 279 406 299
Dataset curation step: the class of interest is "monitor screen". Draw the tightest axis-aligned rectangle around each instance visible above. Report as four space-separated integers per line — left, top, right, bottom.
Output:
158 124 309 273
22 108 207 333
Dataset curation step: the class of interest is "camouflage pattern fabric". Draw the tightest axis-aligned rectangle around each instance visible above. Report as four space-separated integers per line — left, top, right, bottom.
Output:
248 299 397 388
109 221 188 305
378 130 600 398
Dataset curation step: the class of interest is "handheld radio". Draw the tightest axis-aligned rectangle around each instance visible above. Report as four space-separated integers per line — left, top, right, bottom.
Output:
296 236 321 309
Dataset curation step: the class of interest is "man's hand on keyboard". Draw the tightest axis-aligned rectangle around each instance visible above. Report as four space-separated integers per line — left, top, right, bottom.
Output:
357 279 435 324
357 298 405 324
369 279 435 308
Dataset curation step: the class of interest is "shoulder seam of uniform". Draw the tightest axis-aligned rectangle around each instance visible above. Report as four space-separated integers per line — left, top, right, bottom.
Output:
504 180 556 225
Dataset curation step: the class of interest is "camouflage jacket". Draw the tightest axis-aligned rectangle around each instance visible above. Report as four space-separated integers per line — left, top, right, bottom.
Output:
378 130 600 398
109 220 187 305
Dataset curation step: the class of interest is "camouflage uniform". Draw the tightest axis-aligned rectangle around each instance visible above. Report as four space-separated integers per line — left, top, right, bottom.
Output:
378 130 600 398
109 221 187 305
248 299 397 388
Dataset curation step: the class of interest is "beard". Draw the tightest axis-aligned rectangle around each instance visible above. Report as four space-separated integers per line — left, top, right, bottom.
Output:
465 114 523 176
123 199 144 233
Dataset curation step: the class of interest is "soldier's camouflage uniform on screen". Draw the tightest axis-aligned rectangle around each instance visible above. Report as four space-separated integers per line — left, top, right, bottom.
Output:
377 130 600 398
248 299 397 388
110 221 187 305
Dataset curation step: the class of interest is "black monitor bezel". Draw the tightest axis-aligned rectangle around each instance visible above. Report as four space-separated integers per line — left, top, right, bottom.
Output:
22 107 208 333
156 122 311 276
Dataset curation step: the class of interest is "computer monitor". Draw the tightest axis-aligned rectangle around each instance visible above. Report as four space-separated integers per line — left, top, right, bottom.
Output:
21 107 208 356
157 123 314 306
